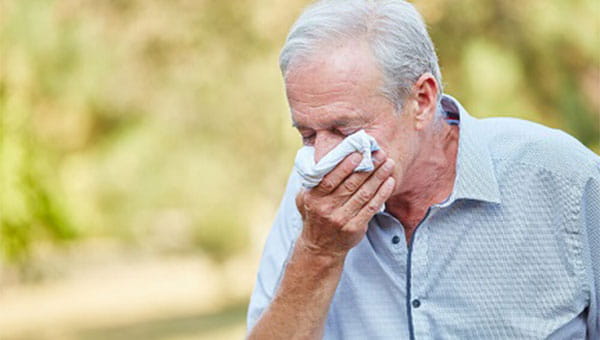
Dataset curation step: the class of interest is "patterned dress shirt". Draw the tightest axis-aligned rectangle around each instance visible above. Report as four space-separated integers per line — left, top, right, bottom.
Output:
247 94 600 339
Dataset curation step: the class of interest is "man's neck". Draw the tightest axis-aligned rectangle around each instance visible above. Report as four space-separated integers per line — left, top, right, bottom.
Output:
385 123 459 241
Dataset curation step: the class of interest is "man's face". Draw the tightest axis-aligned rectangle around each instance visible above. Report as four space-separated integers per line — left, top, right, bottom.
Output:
285 41 419 194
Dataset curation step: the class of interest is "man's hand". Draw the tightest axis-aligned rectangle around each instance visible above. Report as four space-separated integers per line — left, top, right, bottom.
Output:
295 151 396 258
248 151 396 340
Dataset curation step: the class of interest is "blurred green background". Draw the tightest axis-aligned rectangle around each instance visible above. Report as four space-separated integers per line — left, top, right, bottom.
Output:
1 0 598 339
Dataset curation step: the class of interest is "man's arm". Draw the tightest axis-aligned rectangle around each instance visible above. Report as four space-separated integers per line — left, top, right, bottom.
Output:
248 151 395 339
247 236 345 339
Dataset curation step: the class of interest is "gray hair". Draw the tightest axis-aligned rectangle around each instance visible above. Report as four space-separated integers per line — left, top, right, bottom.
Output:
280 0 443 112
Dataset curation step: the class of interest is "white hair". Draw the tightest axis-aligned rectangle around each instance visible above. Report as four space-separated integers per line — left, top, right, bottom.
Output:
280 0 443 113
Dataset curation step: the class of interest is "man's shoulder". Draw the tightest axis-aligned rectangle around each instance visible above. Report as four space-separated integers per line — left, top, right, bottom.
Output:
476 116 599 183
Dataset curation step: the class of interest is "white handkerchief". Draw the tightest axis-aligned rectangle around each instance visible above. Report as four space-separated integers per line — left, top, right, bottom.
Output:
294 130 380 188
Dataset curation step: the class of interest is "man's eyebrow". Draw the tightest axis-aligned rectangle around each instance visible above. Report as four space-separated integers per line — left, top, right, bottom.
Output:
291 116 363 130
332 118 353 127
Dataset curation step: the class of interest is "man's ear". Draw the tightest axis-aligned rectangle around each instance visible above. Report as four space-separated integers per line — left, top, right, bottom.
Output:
411 73 439 130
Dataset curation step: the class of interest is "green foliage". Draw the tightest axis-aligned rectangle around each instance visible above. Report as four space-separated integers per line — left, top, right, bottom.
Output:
1 0 598 270
426 0 599 148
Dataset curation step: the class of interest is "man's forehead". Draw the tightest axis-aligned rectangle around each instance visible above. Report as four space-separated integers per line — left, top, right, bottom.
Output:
284 42 384 130
284 42 382 91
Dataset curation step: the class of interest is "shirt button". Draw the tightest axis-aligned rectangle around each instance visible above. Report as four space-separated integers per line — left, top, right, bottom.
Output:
412 299 421 308
391 235 400 244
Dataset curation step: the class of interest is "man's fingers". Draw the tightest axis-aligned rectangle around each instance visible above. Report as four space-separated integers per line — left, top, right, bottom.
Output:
313 152 363 195
351 176 396 226
341 158 395 214
334 150 387 197
295 189 308 217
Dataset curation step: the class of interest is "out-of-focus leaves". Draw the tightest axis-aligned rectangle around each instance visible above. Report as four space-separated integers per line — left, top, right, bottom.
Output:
422 0 599 147
1 0 597 274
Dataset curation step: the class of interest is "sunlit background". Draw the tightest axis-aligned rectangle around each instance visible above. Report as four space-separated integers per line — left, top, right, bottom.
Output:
1 0 598 339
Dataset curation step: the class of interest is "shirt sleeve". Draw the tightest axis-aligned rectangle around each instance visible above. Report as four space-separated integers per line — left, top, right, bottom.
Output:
246 170 303 332
583 159 600 339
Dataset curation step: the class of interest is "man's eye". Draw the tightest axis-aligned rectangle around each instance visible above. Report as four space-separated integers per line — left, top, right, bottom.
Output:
337 128 358 137
302 134 315 145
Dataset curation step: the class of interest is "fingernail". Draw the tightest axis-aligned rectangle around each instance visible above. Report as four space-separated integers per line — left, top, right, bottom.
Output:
351 153 362 165
386 177 395 189
383 159 394 171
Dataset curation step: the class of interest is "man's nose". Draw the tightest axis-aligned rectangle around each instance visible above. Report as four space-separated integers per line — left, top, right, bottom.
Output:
313 131 345 163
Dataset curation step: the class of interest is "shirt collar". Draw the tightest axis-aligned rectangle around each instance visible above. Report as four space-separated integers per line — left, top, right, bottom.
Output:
437 94 502 206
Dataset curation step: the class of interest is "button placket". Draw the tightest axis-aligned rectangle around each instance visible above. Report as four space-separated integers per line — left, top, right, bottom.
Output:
408 218 431 340
411 223 429 298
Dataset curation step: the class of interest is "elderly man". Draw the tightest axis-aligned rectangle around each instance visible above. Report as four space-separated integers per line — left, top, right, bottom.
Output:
247 0 599 339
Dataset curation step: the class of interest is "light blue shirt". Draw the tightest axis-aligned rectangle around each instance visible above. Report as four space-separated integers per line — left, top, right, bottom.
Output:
247 95 600 339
